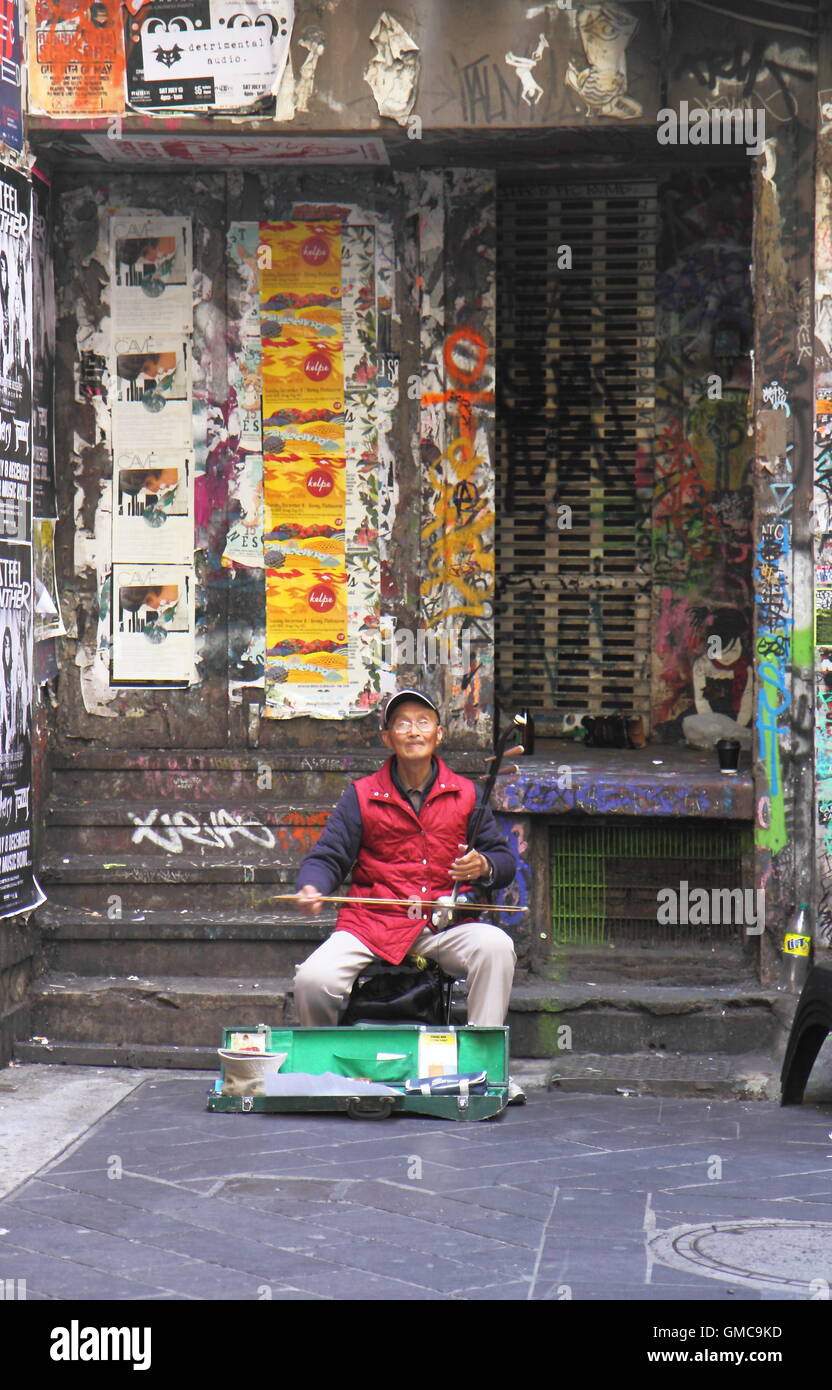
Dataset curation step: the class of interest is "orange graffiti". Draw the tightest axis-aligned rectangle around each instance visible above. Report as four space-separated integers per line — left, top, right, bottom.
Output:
422 326 494 444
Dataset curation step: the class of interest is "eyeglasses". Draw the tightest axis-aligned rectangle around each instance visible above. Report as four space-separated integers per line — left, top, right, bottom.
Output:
389 717 437 734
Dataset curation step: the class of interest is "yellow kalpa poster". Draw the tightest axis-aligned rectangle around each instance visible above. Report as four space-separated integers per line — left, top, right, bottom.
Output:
260 222 349 697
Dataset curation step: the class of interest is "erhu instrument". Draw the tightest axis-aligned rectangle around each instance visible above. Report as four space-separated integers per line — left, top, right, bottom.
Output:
429 708 529 930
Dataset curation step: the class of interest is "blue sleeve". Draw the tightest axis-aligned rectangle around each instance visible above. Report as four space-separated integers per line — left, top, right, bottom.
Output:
295 785 363 895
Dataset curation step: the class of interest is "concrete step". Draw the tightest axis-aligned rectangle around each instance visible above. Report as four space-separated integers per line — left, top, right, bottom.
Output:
35 901 333 931
36 882 308 917
28 973 295 1048
44 796 334 824
38 851 300 884
21 971 787 1059
546 942 755 986
47 750 393 803
541 1050 783 1100
42 910 334 976
508 980 783 1057
9 1043 785 1102
43 798 328 857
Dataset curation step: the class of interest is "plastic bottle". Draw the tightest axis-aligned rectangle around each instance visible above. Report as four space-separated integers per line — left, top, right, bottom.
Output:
779 903 813 993
517 707 535 755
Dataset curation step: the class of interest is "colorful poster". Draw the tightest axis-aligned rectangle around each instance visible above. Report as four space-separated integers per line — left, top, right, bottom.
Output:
111 561 195 684
0 540 44 919
0 1 23 153
124 0 294 112
32 174 56 518
26 0 125 117
0 164 31 544
260 217 385 719
261 220 349 704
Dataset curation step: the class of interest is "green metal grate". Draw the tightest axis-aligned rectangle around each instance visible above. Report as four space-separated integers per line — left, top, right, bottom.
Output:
550 821 754 945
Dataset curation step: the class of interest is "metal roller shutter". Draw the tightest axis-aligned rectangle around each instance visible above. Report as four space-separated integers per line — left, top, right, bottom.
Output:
495 180 657 728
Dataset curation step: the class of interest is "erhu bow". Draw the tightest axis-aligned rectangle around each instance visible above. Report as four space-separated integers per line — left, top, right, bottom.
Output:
430 709 529 931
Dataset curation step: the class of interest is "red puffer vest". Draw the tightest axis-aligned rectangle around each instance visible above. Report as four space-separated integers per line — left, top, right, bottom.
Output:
336 755 477 963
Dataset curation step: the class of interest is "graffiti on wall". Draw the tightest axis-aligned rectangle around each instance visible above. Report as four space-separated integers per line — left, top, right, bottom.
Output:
754 514 792 856
815 386 832 937
416 171 495 733
651 170 753 741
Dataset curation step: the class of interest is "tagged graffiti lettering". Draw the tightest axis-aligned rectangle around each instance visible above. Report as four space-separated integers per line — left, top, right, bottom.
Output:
421 434 494 621
129 808 276 853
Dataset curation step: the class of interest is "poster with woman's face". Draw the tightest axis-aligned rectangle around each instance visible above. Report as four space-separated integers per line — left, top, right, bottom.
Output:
111 561 194 685
113 449 193 564
111 335 191 451
111 215 192 336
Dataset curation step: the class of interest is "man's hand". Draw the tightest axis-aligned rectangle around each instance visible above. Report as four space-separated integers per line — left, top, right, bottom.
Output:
449 846 490 882
295 884 324 916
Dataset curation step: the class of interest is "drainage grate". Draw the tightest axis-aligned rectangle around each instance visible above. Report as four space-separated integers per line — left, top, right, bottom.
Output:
550 820 753 945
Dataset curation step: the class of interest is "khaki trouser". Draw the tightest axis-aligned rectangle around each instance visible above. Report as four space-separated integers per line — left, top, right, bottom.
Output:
293 922 516 1027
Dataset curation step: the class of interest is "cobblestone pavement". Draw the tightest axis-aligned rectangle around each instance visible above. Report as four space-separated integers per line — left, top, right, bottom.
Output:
2 1076 832 1304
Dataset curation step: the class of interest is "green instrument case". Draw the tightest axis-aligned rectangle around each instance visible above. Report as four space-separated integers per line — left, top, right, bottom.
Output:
206 1023 509 1121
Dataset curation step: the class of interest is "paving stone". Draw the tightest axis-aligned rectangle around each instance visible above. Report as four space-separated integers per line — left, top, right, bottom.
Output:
306 1205 511 1260
0 1242 166 1299
4 1079 832 1302
336 1178 545 1247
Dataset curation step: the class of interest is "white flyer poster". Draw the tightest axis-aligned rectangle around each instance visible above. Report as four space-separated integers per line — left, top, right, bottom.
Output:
127 0 294 111
113 449 193 564
111 334 191 450
111 215 192 335
111 562 195 684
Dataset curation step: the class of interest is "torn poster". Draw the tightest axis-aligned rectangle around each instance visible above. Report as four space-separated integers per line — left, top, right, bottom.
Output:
32 173 56 519
113 449 193 565
226 221 265 706
83 133 389 165
124 0 294 112
0 0 23 153
26 0 125 117
0 163 31 544
364 11 420 124
111 215 193 337
223 450 263 568
34 517 63 640
111 561 195 684
0 539 44 919
228 221 263 452
111 334 192 451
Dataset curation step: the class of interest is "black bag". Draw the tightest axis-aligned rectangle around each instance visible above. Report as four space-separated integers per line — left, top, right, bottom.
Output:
341 961 449 1026
581 713 647 749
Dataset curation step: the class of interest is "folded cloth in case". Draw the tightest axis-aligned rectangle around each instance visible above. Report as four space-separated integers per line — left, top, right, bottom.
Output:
403 1071 489 1097
262 1072 398 1097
